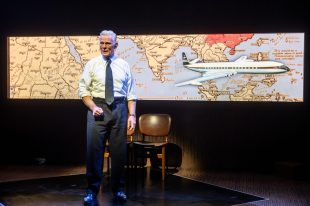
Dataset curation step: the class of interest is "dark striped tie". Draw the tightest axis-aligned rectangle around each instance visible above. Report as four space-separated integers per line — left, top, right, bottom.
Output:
105 59 114 105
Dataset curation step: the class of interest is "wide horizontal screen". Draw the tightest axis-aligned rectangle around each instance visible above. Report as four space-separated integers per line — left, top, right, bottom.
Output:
8 33 304 101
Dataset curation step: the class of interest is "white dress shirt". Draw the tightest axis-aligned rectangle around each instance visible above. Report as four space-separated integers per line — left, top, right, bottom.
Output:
78 55 137 101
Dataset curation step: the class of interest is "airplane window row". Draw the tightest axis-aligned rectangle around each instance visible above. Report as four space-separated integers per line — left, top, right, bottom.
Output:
212 67 259 69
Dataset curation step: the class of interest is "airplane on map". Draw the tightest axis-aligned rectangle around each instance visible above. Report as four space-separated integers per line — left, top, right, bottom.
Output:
175 52 290 86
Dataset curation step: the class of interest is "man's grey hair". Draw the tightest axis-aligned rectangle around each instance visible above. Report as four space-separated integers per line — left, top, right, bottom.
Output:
99 30 117 43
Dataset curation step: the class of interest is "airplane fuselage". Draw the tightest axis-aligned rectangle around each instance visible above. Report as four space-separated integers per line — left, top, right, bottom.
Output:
186 61 289 74
175 52 290 86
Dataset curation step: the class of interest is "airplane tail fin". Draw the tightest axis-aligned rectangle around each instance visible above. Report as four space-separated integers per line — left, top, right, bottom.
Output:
182 52 190 65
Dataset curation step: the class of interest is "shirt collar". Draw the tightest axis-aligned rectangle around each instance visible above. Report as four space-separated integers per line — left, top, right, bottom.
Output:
103 55 116 62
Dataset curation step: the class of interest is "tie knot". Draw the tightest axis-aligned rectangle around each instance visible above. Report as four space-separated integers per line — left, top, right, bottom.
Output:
106 58 111 65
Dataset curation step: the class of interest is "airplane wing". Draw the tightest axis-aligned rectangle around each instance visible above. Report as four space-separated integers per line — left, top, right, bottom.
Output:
175 71 237 87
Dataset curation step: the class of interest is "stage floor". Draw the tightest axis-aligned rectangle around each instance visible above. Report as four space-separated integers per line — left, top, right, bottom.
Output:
0 164 309 206
0 167 262 206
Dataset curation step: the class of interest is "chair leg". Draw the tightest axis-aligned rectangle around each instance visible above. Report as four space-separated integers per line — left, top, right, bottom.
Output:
161 146 165 181
107 156 110 175
103 152 110 175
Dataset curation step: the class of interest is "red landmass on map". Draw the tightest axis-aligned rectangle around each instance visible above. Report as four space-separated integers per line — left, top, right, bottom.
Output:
205 34 254 55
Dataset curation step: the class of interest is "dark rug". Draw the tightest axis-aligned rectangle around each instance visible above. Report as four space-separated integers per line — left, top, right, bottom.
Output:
0 169 264 206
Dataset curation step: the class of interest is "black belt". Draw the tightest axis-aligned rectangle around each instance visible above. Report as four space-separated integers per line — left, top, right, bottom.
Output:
93 97 126 104
114 96 126 103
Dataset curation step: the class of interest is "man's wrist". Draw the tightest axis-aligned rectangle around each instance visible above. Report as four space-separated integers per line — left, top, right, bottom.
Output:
129 114 136 117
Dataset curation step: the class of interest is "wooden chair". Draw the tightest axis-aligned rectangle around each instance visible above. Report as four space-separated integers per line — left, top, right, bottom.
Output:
132 114 171 181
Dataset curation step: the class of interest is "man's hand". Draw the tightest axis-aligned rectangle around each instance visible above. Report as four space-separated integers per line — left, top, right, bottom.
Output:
127 115 136 131
82 96 103 117
92 106 103 116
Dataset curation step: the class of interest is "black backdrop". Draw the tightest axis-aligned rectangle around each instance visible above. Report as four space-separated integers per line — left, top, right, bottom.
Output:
0 0 308 174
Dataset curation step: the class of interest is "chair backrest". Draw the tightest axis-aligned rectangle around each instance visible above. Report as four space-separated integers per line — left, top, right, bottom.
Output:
139 114 171 137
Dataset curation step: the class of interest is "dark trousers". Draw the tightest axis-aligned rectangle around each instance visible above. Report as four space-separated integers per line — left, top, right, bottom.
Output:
86 97 127 195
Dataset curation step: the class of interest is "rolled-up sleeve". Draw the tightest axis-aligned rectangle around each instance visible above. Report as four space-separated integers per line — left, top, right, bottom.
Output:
78 62 92 98
126 65 138 101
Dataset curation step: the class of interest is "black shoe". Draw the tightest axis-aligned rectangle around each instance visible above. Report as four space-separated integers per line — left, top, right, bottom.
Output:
114 191 127 202
83 193 97 205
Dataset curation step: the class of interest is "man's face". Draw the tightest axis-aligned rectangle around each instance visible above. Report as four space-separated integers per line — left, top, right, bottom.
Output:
99 35 116 58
